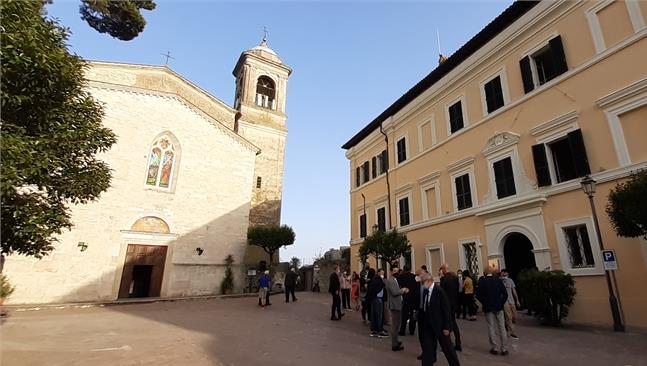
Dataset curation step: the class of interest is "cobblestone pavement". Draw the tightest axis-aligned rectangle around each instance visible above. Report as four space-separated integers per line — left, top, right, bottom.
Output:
1 292 646 366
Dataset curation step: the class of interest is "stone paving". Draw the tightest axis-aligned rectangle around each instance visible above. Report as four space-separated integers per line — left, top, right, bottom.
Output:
1 292 646 366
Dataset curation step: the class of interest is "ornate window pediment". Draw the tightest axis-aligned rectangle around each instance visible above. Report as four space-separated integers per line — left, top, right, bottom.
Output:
481 131 520 156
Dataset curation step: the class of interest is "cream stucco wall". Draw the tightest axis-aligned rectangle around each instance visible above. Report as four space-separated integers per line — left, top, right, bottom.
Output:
347 1 647 328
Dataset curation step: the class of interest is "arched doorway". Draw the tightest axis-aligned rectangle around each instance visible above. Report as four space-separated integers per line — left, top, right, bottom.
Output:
503 233 536 282
118 217 170 299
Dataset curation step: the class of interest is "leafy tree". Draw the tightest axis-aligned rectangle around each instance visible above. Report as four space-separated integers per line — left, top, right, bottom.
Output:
1 0 117 258
247 225 296 268
289 256 301 270
606 170 647 240
80 0 156 41
359 229 411 275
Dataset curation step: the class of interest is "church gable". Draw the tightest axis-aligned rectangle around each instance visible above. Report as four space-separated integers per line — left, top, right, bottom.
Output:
85 61 239 136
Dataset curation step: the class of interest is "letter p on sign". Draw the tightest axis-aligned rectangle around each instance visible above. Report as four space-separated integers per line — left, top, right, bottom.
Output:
602 250 617 271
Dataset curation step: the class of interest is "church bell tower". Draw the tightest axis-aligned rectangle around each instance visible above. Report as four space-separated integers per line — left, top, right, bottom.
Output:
233 36 292 264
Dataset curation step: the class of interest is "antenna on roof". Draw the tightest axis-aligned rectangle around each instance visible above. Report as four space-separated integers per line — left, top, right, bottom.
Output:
436 28 448 65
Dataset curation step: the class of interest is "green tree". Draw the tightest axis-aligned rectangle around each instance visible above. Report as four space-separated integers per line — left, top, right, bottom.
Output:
247 225 296 267
80 0 156 41
1 0 118 258
606 170 647 240
289 256 301 270
359 229 411 275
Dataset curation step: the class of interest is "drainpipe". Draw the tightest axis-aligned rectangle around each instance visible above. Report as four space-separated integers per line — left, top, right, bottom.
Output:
379 122 392 230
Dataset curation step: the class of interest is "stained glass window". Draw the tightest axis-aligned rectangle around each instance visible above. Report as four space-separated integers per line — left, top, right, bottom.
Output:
146 136 176 189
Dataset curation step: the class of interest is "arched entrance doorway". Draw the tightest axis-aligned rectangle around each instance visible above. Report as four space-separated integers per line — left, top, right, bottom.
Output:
118 216 170 299
503 233 536 282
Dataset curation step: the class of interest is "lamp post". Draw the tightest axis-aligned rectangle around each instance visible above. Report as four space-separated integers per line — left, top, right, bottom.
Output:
580 175 625 332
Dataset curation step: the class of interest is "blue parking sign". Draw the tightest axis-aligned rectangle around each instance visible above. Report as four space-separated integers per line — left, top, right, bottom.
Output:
602 250 617 270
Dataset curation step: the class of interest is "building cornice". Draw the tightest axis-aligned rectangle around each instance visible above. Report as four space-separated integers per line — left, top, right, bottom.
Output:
530 111 579 137
447 156 475 173
595 77 647 108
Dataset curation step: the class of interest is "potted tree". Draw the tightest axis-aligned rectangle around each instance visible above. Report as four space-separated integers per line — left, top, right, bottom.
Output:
221 254 235 295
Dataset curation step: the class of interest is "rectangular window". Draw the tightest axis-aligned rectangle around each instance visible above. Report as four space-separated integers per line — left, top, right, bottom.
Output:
493 157 516 199
454 174 473 210
448 101 464 133
356 167 361 187
380 150 389 173
359 214 367 239
396 138 407 164
532 129 590 185
377 207 386 232
484 76 505 113
520 36 568 93
398 197 410 226
256 176 262 189
463 242 479 276
425 187 438 218
362 161 370 184
371 156 377 179
564 225 595 268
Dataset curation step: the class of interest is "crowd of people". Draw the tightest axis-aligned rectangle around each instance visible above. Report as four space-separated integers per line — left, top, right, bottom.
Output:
327 262 521 365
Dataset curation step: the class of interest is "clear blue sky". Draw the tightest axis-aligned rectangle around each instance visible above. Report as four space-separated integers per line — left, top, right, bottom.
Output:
47 0 512 264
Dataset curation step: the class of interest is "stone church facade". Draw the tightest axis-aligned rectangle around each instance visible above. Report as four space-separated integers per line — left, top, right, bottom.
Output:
5 40 291 304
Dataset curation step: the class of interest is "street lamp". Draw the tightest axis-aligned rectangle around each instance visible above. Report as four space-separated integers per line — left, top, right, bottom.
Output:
580 175 625 332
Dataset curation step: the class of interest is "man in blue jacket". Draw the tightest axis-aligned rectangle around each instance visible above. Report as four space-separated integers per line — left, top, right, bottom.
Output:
476 266 509 356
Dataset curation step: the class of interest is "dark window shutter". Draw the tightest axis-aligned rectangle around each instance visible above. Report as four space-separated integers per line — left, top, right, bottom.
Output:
549 35 568 75
519 56 534 93
371 157 377 178
382 150 389 171
356 167 361 187
567 129 591 177
363 161 370 182
532 144 552 187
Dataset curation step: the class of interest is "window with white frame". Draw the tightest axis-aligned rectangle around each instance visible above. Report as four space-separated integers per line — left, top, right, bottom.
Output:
493 157 516 199
359 213 367 239
483 76 505 114
563 224 595 268
555 218 604 275
532 129 591 187
396 137 407 164
398 196 411 227
376 206 387 232
519 35 568 93
454 174 473 210
448 100 465 134
462 242 480 276
372 150 388 177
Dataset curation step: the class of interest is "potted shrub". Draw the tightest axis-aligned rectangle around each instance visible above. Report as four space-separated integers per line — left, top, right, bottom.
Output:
221 255 235 295
1 274 16 308
517 269 576 326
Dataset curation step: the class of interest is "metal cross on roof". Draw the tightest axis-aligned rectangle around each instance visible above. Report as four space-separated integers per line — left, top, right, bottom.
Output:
262 26 269 43
161 51 175 66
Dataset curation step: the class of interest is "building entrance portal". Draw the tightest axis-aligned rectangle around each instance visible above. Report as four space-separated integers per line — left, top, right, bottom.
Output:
118 244 167 298
503 233 536 282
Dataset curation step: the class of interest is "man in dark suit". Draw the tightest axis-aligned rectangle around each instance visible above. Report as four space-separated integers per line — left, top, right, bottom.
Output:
284 267 299 303
328 265 343 321
439 263 462 351
397 264 418 336
418 272 460 366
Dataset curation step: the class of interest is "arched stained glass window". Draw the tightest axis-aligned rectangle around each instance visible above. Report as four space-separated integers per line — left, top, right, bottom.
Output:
146 135 177 189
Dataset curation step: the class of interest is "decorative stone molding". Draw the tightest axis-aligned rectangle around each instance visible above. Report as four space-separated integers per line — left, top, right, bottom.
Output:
394 183 414 196
596 77 647 108
530 111 578 137
447 156 475 173
481 131 520 156
417 171 441 185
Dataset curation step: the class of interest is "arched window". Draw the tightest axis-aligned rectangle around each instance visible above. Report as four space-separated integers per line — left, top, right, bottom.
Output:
255 76 276 109
146 134 178 189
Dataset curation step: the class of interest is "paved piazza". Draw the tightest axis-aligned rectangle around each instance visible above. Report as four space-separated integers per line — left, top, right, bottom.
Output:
1 292 646 366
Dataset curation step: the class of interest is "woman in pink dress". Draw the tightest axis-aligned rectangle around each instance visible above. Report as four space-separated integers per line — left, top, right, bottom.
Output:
351 272 360 311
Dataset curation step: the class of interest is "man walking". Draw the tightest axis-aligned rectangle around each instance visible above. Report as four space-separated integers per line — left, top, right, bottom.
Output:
439 263 462 351
476 266 509 356
418 272 460 366
258 270 270 308
500 269 520 339
397 264 418 336
386 265 409 351
329 265 343 320
367 268 388 338
284 267 299 303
